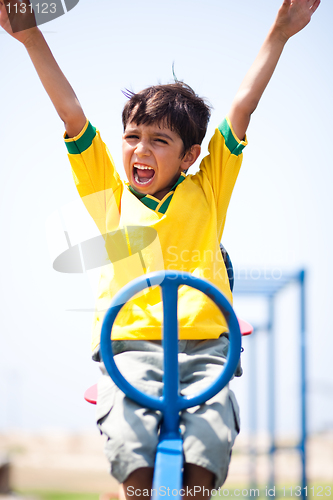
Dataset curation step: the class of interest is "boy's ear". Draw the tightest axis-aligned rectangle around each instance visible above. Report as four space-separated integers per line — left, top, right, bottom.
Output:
181 144 201 171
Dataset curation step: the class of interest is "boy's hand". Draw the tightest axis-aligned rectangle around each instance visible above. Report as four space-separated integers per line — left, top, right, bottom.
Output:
229 0 320 141
1 0 86 135
274 0 321 41
0 0 38 44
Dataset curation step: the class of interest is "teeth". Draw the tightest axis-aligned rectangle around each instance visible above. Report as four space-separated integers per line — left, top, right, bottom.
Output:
134 171 153 184
134 164 154 170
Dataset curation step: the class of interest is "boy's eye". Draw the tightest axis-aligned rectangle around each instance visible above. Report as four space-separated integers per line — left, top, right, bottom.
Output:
155 138 168 144
126 134 139 139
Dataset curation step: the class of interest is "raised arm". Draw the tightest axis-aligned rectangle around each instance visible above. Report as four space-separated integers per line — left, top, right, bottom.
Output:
229 0 320 141
0 0 86 137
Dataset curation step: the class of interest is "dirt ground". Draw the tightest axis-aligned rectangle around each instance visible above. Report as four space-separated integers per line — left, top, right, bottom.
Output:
0 431 332 496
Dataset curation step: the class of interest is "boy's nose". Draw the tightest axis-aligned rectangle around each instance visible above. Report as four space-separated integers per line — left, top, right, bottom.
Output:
135 140 150 156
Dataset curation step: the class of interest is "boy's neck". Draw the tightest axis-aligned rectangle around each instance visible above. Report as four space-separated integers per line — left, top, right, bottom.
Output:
153 187 172 201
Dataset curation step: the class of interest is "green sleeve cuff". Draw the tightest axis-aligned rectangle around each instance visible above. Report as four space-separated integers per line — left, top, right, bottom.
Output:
64 121 97 155
218 118 247 156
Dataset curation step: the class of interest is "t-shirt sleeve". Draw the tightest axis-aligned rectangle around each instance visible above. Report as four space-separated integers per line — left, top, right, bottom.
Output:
64 120 122 233
194 117 248 238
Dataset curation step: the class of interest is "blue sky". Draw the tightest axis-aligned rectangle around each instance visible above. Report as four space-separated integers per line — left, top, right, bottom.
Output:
0 0 332 436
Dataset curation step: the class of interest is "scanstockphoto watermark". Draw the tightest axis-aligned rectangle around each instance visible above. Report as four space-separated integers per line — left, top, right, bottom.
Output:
233 265 283 282
127 485 332 498
46 195 284 286
127 485 332 497
126 486 266 497
5 0 80 33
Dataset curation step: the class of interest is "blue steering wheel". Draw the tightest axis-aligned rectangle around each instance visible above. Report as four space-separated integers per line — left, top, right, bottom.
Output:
100 271 242 440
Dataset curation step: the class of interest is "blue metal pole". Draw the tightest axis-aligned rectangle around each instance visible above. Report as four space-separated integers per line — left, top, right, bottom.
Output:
299 270 307 500
160 280 181 439
249 329 258 490
267 295 276 494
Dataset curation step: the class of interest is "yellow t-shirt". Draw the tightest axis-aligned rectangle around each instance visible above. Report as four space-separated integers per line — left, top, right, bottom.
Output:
64 118 247 350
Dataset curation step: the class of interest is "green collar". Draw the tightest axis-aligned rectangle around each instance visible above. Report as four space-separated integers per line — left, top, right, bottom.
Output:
127 172 186 214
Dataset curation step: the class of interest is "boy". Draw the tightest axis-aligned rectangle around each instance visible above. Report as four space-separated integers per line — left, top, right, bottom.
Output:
0 0 320 497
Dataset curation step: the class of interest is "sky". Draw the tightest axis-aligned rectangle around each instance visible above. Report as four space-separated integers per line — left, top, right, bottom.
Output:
0 0 332 439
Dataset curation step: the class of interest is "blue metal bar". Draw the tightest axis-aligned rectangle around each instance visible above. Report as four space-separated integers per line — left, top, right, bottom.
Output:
152 439 183 500
248 329 258 490
299 270 307 500
233 272 302 296
267 295 276 494
160 279 181 439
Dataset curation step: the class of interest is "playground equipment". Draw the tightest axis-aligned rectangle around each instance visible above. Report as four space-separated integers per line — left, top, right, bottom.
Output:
86 270 245 499
233 269 307 499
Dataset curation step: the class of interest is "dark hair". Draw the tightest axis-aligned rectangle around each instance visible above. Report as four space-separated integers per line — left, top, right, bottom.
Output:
122 82 211 156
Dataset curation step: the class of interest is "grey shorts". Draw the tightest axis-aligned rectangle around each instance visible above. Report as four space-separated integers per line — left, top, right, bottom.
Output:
96 336 241 489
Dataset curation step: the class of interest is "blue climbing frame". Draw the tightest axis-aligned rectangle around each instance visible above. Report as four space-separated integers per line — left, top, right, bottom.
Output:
234 269 307 499
100 271 242 500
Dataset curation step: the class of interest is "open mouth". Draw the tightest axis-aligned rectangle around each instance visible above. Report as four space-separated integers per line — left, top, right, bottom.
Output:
133 164 156 186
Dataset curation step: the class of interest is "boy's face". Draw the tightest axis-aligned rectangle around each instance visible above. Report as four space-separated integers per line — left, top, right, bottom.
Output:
122 121 195 200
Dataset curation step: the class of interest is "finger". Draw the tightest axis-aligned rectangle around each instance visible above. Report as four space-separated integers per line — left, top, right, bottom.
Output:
310 0 321 15
281 0 291 9
0 1 9 20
